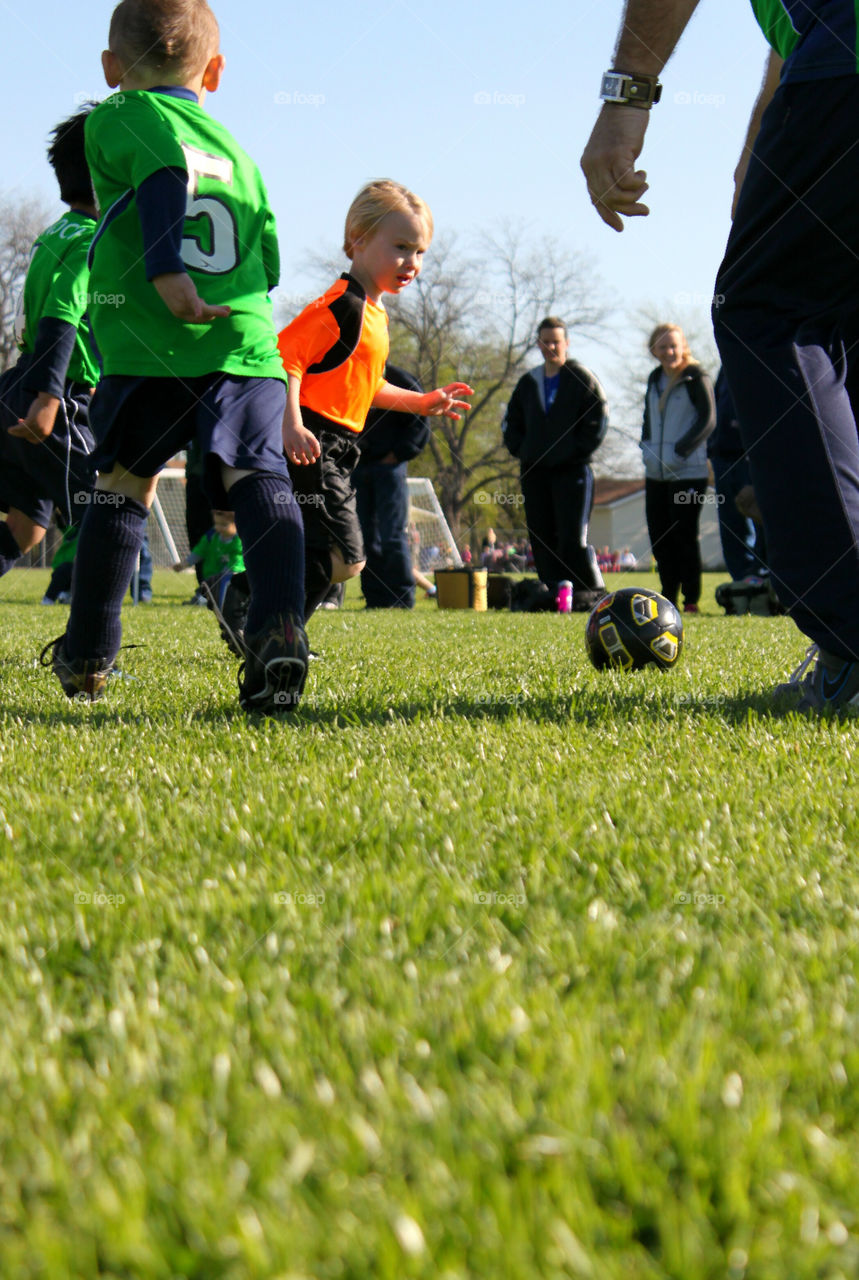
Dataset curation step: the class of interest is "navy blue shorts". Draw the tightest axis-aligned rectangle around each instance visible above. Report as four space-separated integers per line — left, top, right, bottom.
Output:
287 416 364 563
91 373 289 509
0 360 95 527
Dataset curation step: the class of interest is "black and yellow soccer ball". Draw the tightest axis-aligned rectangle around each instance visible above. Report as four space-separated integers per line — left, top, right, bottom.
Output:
585 587 684 671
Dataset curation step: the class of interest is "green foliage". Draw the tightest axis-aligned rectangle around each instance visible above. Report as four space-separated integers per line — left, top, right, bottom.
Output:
1 570 858 1278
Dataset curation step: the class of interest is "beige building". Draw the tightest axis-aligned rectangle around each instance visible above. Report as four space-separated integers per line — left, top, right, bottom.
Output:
589 479 725 572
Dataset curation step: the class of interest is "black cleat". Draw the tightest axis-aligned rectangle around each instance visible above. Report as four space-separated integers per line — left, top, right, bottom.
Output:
237 612 308 714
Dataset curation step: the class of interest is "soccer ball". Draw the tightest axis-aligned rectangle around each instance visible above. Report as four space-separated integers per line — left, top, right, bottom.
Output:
585 587 683 671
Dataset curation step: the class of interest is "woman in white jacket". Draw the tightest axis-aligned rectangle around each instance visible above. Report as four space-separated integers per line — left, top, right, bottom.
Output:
641 324 716 612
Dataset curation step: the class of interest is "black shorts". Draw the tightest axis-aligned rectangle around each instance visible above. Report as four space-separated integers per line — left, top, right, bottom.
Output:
287 418 364 563
0 360 95 527
91 373 289 509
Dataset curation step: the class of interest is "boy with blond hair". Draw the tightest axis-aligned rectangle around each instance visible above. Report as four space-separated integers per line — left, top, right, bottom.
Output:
44 0 307 713
278 179 472 618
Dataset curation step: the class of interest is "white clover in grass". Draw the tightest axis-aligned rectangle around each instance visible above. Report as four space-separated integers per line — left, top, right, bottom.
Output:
212 1053 231 1086
314 1076 335 1106
827 1222 848 1246
254 1062 282 1099
800 1206 819 1244
350 1114 381 1157
394 1213 426 1256
721 1072 743 1108
510 1005 530 1036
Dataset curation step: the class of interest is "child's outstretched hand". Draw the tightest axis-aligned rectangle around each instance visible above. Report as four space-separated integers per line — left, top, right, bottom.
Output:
154 272 232 324
8 393 60 443
283 416 321 466
422 383 474 421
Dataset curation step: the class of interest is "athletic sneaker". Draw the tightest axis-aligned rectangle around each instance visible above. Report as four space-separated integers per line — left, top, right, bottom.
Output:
237 612 308 714
773 643 859 714
40 635 112 703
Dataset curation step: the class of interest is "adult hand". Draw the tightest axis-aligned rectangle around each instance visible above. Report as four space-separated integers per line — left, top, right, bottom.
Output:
580 105 651 232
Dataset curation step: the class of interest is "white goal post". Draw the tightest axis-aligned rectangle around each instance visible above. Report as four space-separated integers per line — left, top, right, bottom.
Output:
146 469 462 571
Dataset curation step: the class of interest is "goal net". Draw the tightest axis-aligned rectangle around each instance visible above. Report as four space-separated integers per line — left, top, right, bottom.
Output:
147 469 461 570
148 468 189 566
407 477 462 570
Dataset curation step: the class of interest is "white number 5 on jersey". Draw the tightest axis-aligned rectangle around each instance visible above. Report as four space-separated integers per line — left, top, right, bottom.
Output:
181 143 238 275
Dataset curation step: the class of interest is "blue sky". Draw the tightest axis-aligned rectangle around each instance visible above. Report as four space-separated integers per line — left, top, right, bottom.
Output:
3 0 766 422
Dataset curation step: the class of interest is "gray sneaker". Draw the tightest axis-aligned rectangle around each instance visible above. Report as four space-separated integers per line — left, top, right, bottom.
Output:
237 612 308 714
773 643 859 714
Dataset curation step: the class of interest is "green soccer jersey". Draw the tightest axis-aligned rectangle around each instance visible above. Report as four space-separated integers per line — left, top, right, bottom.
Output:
85 89 285 380
17 209 99 387
191 530 245 578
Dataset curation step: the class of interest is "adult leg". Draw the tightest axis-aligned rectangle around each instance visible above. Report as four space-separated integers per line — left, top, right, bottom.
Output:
354 464 386 607
370 461 414 607
551 462 605 596
671 479 707 607
520 465 561 586
644 479 680 605
714 77 859 660
711 455 763 580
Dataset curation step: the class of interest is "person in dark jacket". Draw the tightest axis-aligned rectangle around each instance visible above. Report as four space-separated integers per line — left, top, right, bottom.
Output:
641 323 716 612
354 364 430 608
503 316 608 608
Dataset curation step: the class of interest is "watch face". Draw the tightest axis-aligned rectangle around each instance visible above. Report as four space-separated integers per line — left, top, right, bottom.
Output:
601 73 625 98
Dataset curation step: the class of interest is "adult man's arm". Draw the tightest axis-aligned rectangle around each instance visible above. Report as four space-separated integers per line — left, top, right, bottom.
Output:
580 0 702 231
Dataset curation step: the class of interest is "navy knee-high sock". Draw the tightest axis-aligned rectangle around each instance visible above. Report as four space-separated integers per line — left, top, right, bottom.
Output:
0 523 23 577
65 495 149 662
228 472 305 631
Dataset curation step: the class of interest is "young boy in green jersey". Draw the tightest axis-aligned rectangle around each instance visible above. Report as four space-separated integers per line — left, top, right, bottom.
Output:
0 107 99 580
45 0 307 713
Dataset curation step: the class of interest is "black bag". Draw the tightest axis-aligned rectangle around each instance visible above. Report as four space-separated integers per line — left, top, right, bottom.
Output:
510 579 555 613
486 574 514 610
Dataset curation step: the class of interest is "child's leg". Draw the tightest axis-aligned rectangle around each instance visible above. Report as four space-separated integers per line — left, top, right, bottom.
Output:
0 510 45 575
222 467 305 629
64 470 156 662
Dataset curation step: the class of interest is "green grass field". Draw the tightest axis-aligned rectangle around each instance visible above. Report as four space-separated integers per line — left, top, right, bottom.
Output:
1 569 857 1279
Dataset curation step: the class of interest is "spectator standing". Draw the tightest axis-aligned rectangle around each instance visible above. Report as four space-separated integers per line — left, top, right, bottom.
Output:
641 323 715 612
503 316 607 610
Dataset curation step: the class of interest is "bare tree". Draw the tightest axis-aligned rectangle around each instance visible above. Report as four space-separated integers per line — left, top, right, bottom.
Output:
385 225 610 542
0 194 51 371
599 301 719 477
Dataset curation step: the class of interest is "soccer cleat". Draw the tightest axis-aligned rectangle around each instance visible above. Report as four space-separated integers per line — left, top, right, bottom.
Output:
772 643 859 714
40 634 112 703
237 612 308 714
684 603 700 614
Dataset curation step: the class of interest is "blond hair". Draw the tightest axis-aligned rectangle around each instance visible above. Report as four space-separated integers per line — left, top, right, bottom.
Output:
343 180 433 259
109 0 219 78
648 323 697 409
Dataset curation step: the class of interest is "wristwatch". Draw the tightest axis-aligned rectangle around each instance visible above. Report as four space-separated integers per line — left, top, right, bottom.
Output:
600 70 662 109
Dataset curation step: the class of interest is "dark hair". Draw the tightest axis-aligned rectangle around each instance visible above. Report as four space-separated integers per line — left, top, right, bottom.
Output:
537 316 567 338
47 106 97 207
109 0 219 78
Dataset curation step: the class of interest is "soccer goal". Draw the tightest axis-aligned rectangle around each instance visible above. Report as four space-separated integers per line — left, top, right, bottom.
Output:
146 469 461 571
148 468 189 567
407 477 462 570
